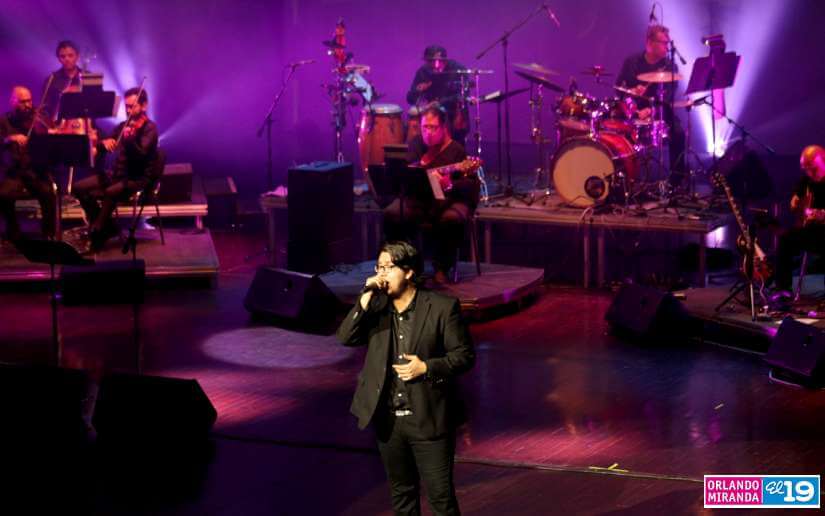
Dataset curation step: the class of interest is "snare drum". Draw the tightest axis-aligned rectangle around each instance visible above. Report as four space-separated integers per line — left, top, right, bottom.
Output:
552 133 638 207
556 92 599 134
357 103 404 172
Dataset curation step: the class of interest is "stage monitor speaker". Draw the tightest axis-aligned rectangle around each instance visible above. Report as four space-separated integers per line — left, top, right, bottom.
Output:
61 259 145 305
605 283 684 337
0 364 88 445
765 317 825 384
288 161 353 273
156 162 193 203
244 266 340 324
92 372 217 443
204 175 238 228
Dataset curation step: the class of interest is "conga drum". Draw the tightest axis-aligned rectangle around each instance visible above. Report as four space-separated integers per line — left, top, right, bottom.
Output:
357 103 404 172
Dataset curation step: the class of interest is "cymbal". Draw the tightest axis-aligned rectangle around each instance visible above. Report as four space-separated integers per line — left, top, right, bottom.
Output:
448 68 495 75
345 63 371 73
514 70 564 93
514 62 559 76
636 71 683 83
581 65 613 77
481 87 530 103
322 39 345 49
613 85 653 102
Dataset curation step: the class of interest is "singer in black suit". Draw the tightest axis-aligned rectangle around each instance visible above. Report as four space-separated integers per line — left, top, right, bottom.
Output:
336 241 475 515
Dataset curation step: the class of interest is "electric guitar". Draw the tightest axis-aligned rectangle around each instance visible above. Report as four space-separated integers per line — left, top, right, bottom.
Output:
711 172 773 283
427 157 482 190
796 188 825 227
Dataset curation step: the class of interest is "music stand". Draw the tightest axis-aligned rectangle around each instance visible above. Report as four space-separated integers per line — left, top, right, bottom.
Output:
685 51 740 168
14 237 93 365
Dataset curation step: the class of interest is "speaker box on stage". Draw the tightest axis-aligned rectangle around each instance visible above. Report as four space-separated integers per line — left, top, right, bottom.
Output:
204 175 238 228
765 317 825 385
156 162 193 203
61 259 145 305
0 364 88 445
92 373 217 443
288 161 353 273
244 266 340 325
605 283 685 337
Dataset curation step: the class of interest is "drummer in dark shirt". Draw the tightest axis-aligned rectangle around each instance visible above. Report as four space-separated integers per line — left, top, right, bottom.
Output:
616 24 686 187
383 105 479 284
406 45 469 143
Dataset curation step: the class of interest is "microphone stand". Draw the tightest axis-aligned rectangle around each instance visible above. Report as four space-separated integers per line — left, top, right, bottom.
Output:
476 4 554 197
257 64 300 192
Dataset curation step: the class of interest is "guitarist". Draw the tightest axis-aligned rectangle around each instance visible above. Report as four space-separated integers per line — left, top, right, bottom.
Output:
383 104 480 284
775 145 825 293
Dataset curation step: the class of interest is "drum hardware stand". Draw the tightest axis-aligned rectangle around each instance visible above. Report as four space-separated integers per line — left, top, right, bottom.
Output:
476 3 559 198
528 83 553 199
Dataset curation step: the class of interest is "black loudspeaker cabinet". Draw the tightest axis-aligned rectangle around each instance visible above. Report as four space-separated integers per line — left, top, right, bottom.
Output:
156 162 193 203
765 317 825 383
60 259 145 305
605 283 683 336
287 161 353 273
244 266 340 323
92 372 217 442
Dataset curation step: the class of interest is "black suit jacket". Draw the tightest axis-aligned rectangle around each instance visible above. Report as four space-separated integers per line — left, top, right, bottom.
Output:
336 289 475 439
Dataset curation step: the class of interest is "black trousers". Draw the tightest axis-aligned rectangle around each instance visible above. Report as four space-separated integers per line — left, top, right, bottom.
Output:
375 413 459 516
73 174 147 231
775 224 825 290
0 169 56 239
383 197 471 274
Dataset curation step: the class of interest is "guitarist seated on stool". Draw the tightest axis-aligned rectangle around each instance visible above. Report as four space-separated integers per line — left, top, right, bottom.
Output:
383 104 480 284
775 145 825 293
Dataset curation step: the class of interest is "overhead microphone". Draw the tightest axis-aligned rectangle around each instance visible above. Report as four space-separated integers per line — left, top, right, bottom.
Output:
543 4 561 27
649 3 657 24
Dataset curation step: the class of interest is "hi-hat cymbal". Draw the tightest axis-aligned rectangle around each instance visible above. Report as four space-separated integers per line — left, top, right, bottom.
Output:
637 71 683 83
448 68 495 75
581 65 613 77
514 62 559 76
514 70 564 92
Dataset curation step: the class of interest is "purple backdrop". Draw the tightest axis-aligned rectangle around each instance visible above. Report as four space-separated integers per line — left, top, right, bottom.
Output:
1 0 822 195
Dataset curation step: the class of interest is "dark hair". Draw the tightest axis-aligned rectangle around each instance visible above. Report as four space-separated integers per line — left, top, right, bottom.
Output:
55 40 79 56
646 25 669 42
419 103 448 126
124 87 148 105
379 241 423 283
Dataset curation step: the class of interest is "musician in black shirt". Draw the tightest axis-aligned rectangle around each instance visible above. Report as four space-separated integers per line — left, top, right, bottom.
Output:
73 87 161 251
775 145 825 292
0 86 57 242
616 25 686 187
406 46 469 143
383 105 479 284
42 41 83 121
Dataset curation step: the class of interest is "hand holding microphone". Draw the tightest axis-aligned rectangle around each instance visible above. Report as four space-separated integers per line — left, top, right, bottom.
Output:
360 275 387 309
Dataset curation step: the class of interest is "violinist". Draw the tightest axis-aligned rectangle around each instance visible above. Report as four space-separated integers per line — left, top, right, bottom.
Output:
73 86 160 251
0 86 57 242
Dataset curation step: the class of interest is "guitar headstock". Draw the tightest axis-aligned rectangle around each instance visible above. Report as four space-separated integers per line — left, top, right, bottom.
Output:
458 156 483 172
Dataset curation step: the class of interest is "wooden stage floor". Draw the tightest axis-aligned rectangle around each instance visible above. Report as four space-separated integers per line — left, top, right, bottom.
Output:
0 231 822 514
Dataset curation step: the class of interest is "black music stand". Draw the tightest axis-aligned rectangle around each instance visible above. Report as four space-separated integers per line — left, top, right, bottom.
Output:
685 51 740 169
15 237 93 365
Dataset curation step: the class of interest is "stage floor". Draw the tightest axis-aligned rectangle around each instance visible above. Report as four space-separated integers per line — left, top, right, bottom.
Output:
0 227 220 283
321 260 544 317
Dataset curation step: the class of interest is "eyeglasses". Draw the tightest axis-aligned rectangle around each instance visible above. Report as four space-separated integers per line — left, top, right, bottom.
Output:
374 264 398 274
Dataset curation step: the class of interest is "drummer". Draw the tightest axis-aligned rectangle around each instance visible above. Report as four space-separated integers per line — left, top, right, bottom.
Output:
406 45 469 144
616 24 686 187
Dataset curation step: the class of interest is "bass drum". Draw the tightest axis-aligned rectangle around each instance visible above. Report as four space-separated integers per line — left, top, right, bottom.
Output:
358 103 404 172
552 133 638 207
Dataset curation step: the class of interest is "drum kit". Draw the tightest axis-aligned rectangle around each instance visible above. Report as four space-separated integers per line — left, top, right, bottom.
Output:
513 62 685 208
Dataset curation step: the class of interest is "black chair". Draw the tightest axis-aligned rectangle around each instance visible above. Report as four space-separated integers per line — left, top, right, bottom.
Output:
115 150 167 245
